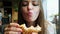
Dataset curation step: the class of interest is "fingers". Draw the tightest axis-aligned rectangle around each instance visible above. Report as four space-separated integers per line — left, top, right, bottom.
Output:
5 27 22 32
4 23 23 34
4 31 21 34
9 23 20 27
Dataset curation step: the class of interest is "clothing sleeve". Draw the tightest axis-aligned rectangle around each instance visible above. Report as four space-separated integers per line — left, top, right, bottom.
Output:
0 24 7 34
45 21 56 34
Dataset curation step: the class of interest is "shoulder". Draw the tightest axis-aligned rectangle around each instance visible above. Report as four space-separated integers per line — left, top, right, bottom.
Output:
44 20 56 29
45 20 55 26
44 20 56 34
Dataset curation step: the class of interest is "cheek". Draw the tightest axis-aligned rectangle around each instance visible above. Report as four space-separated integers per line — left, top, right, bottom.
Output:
32 6 40 20
21 7 27 13
34 6 40 12
33 6 40 16
21 7 28 20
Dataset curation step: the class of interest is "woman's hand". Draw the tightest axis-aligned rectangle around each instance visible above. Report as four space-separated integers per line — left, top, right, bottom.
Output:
4 23 23 34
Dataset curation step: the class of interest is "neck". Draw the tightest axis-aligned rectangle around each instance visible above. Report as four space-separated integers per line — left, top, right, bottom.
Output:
26 21 35 27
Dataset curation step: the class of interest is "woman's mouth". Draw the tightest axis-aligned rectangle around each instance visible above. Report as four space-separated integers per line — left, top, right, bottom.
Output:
27 12 33 16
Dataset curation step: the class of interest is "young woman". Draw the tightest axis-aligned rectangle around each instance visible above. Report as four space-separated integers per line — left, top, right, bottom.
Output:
4 0 55 34
18 0 45 34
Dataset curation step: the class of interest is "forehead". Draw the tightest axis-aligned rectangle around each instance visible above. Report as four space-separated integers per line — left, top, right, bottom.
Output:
23 0 39 2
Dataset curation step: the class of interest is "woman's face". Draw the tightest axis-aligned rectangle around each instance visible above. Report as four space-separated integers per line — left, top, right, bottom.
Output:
21 0 40 22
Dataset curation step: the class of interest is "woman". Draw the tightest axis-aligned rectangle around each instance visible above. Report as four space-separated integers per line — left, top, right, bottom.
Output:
18 0 44 27
18 0 45 34
4 0 55 34
4 0 44 34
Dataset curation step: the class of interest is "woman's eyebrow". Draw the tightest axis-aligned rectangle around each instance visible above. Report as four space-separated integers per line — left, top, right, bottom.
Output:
23 0 39 2
23 0 28 1
32 0 39 2
23 0 28 2
23 1 28 2
32 1 39 3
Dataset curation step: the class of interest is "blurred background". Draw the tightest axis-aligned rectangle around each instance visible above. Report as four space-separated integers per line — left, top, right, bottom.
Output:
0 0 59 34
42 0 59 34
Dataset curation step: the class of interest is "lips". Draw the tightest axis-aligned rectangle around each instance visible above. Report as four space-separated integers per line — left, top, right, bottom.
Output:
27 12 32 16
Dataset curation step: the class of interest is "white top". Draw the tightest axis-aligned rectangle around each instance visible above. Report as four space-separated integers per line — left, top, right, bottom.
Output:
45 21 56 34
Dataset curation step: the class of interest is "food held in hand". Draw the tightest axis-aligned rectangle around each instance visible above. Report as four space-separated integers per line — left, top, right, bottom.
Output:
19 24 41 34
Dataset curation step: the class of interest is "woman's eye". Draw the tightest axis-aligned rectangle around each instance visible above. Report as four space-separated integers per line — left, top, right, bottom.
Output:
33 4 39 6
32 2 39 6
22 2 28 6
22 3 28 6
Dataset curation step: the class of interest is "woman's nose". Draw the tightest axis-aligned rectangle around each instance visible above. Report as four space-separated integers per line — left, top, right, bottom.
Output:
27 3 33 10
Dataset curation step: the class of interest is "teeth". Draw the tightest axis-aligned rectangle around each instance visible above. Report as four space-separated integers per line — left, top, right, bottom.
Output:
19 24 41 34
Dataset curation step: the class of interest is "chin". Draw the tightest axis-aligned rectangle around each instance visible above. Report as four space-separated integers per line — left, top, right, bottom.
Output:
27 19 35 22
26 18 36 22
